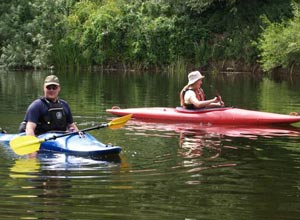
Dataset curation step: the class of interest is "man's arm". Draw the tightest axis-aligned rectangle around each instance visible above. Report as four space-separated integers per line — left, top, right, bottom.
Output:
26 121 37 136
68 122 79 132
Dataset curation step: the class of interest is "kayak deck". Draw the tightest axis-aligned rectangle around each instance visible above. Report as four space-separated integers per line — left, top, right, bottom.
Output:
0 132 121 156
106 107 300 125
38 132 121 156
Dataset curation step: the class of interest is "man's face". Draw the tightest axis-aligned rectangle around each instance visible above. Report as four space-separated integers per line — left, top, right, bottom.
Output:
44 84 60 101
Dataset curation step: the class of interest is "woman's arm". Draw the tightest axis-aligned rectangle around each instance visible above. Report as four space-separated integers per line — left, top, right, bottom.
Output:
190 96 220 108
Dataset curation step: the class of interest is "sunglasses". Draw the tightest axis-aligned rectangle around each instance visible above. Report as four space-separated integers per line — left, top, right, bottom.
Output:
46 85 58 90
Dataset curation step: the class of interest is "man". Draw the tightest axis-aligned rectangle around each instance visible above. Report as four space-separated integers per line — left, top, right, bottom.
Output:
19 75 79 135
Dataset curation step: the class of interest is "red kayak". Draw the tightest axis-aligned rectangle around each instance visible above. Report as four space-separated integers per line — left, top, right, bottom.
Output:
106 107 300 126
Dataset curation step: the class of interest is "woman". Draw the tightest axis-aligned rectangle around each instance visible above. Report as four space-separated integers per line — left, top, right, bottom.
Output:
180 71 224 109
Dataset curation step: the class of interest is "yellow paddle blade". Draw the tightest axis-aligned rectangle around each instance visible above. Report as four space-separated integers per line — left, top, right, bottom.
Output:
10 135 43 155
108 114 132 129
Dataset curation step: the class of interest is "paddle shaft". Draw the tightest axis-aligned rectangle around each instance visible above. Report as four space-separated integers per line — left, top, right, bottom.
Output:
44 123 108 141
43 114 132 141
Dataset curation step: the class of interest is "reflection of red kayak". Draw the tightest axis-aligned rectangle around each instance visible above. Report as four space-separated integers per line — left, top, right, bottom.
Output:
106 107 300 126
117 119 300 138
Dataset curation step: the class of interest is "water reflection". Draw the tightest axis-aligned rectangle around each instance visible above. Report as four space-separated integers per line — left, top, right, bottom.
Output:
10 158 40 179
9 153 122 179
124 119 300 184
6 152 130 217
125 119 300 139
179 131 222 159
2 70 300 219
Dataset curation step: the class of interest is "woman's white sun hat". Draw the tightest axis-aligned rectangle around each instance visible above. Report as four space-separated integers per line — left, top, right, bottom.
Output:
187 71 205 85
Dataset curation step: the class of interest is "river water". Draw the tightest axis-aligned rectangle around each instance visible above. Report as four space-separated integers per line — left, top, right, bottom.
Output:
1 70 300 220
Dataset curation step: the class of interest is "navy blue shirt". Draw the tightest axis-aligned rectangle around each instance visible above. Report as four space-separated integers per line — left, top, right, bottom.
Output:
24 98 74 125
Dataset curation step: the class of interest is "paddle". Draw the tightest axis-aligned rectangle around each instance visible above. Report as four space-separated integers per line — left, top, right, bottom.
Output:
215 91 225 107
9 114 132 156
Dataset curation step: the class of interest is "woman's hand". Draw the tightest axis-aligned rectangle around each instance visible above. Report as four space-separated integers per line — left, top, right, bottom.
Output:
216 95 225 106
212 96 219 103
212 96 225 107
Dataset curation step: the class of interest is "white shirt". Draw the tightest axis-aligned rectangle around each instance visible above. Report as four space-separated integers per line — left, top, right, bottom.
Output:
184 90 196 105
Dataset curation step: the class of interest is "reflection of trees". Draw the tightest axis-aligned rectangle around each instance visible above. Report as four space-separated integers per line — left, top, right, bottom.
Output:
176 123 300 177
0 71 45 96
0 71 55 132
176 128 236 177
179 130 222 159
259 77 300 114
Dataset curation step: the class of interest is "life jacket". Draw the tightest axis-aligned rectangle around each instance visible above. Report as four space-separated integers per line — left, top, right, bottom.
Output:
35 97 67 134
182 88 206 109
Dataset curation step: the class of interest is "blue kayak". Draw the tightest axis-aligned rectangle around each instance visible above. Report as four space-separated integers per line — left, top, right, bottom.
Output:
0 131 122 157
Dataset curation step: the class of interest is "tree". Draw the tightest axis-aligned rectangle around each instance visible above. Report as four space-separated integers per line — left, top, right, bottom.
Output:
257 2 300 71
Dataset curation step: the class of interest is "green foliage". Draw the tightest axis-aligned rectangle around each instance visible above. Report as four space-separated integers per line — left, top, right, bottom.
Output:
0 0 74 69
53 0 124 68
120 1 178 67
59 0 183 69
0 0 296 71
186 0 237 14
257 2 300 71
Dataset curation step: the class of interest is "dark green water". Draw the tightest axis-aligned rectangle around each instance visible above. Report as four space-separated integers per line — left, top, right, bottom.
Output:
1 70 300 220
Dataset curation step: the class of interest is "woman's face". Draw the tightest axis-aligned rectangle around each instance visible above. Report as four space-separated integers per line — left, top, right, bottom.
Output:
194 79 202 88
